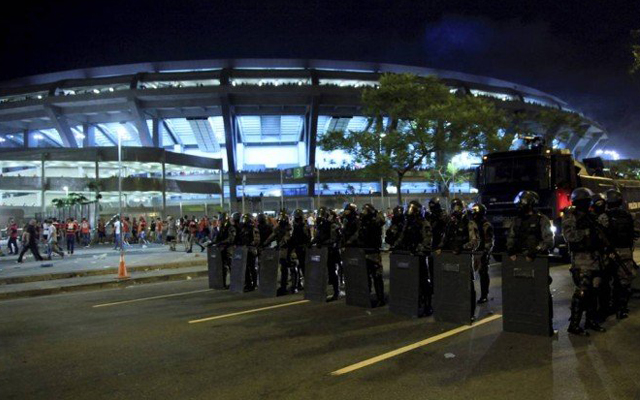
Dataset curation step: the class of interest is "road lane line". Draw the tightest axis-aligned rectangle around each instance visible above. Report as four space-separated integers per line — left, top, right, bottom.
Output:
93 289 213 308
188 300 310 324
330 314 503 376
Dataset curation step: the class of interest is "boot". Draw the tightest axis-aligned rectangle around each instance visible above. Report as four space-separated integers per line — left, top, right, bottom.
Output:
568 296 589 336
585 293 606 332
290 268 299 293
615 287 631 320
373 276 385 307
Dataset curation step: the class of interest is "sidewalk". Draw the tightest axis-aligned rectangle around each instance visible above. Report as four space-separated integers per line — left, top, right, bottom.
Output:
0 243 209 300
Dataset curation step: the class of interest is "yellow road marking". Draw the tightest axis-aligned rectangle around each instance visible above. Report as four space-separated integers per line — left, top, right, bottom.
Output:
93 289 213 308
189 300 310 324
330 314 503 376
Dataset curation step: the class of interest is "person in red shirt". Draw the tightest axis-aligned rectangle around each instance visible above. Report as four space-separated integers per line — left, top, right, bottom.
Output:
65 218 78 255
138 217 148 245
123 217 131 245
155 218 164 244
80 218 91 248
7 219 19 255
186 219 204 253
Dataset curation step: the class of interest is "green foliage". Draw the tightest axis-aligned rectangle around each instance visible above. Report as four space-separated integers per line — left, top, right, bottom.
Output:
533 108 584 145
632 30 640 74
318 73 508 202
609 159 640 180
424 162 474 197
50 193 89 208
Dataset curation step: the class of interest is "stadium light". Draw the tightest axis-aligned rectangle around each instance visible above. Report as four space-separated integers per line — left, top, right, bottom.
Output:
34 133 44 140
0 137 5 143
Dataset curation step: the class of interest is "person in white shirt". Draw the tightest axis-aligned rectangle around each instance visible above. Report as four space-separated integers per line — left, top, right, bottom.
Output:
47 221 64 259
113 218 122 250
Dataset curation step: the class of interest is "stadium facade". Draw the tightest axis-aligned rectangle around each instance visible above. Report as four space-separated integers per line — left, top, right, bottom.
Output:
0 59 609 215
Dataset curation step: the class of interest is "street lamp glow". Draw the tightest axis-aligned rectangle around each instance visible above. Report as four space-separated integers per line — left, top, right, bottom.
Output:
34 133 44 140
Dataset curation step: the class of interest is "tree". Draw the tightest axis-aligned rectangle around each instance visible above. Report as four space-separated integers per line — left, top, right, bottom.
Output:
319 73 508 204
631 30 640 74
424 162 474 200
609 159 640 180
532 108 584 147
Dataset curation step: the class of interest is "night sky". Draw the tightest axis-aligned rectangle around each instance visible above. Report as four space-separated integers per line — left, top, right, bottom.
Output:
1 0 639 155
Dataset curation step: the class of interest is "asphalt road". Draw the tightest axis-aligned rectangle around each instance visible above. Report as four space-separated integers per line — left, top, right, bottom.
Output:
1 260 639 400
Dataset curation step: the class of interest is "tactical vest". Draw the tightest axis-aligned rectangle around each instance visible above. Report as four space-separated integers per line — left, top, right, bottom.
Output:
476 217 490 250
315 219 332 245
358 217 383 249
606 208 635 248
569 209 593 253
513 213 543 253
239 224 255 246
443 214 469 251
290 222 308 247
398 218 424 250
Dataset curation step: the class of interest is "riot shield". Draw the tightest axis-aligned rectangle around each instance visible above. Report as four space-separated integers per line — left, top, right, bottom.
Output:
259 248 280 297
433 252 473 325
389 252 424 317
229 247 248 294
207 246 226 290
343 247 372 308
502 255 551 336
304 247 329 302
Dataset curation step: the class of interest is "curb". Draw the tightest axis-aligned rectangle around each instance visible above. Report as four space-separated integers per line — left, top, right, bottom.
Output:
0 259 207 285
0 269 209 301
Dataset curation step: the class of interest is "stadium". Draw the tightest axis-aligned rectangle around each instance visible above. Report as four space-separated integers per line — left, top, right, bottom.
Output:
0 58 609 216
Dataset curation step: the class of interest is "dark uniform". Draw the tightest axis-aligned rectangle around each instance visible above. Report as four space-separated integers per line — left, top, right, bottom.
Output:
238 214 260 291
469 203 494 304
263 212 294 294
394 201 433 315
507 191 554 333
290 209 311 292
212 213 238 288
345 203 386 306
563 187 607 335
256 214 274 247
384 206 405 249
591 193 613 318
598 189 639 320
438 198 479 318
311 207 341 300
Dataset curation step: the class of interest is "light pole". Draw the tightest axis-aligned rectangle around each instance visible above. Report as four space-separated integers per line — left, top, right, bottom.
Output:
116 125 129 279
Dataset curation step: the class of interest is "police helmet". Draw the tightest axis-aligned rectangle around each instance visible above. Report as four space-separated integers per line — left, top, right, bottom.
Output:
317 207 329 221
514 190 540 207
591 193 606 213
231 212 241 224
571 187 594 203
451 198 465 213
605 189 623 207
392 205 404 218
343 203 358 218
241 213 252 225
469 203 487 218
407 201 422 217
361 203 377 217
293 209 304 221
277 212 289 225
257 213 266 224
428 197 442 213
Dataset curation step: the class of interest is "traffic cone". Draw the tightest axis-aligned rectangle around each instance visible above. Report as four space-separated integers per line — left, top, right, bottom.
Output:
116 253 130 279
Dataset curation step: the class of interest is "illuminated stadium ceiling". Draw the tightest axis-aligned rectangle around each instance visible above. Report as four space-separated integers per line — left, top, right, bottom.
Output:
0 58 608 162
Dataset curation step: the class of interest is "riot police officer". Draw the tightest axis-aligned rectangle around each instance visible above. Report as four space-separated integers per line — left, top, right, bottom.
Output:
599 189 639 320
341 203 359 248
290 209 311 292
563 187 607 335
438 198 479 253
591 193 612 319
311 207 341 300
592 193 607 217
212 213 238 288
427 197 447 248
506 191 553 261
385 205 405 249
329 209 345 287
256 213 274 247
238 213 260 291
394 201 433 315
469 203 494 304
436 197 479 319
347 203 386 306
263 212 293 295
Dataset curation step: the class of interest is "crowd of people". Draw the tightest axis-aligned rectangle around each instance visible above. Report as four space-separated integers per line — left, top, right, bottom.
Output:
2 187 637 337
205 187 638 337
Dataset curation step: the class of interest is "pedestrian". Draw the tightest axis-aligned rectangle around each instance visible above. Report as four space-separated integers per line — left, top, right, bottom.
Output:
17 219 44 263
138 217 148 246
165 216 177 251
155 218 163 243
97 218 106 244
80 218 91 247
149 217 156 242
113 216 122 250
7 218 19 255
65 218 78 255
47 220 64 259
